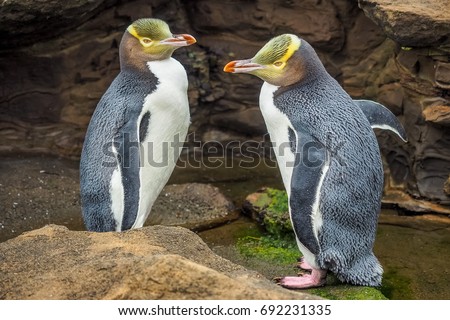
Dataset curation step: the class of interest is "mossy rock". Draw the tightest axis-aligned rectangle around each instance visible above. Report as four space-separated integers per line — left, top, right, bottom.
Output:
236 233 387 299
241 188 388 299
379 268 414 299
308 284 387 300
236 233 387 300
237 234 299 265
243 188 293 237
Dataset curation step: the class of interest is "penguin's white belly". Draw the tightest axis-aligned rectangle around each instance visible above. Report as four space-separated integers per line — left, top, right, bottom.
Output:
259 82 319 268
111 58 190 231
259 82 295 195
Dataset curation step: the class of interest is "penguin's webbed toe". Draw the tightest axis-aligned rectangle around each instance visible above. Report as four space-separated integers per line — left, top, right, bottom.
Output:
276 269 327 289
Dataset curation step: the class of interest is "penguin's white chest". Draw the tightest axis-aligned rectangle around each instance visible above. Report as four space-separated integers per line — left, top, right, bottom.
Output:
259 82 295 192
111 58 190 230
134 58 190 227
259 81 324 268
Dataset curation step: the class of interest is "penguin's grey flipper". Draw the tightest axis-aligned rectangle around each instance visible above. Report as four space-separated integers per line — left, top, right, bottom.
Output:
114 120 142 231
354 99 408 142
289 128 329 257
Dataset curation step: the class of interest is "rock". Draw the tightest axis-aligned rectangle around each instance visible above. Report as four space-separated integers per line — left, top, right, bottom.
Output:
445 176 450 195
0 224 319 299
149 183 238 230
0 0 118 48
389 46 450 206
201 129 250 143
422 105 450 125
382 190 450 215
187 0 345 50
358 0 450 47
435 61 450 89
0 155 83 243
210 107 268 136
243 190 272 221
242 188 292 238
0 155 238 243
379 209 450 231
353 6 450 211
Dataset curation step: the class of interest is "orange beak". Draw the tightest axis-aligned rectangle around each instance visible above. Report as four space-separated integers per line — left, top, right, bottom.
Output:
223 59 264 73
160 34 197 47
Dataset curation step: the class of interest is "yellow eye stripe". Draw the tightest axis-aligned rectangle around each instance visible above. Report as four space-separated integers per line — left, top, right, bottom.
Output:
280 35 301 63
127 25 153 47
253 34 301 67
127 25 141 40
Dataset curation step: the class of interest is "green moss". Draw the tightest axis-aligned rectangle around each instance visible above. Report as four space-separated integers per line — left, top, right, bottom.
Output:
238 189 298 264
261 188 293 238
309 285 387 300
253 192 272 209
240 188 388 300
237 234 299 265
380 269 414 299
266 188 289 213
236 233 387 300
306 273 387 300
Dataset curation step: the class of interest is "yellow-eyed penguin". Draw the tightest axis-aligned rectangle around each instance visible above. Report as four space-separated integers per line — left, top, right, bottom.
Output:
80 18 196 232
224 34 406 288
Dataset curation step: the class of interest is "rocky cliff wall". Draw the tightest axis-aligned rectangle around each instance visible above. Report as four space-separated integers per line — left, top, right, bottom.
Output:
0 0 449 212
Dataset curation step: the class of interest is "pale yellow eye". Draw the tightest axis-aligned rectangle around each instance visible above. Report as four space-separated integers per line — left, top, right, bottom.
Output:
141 38 152 45
273 61 284 67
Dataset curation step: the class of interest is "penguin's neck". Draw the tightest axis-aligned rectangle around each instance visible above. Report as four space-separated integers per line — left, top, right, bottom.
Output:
298 41 330 82
275 51 332 96
119 33 145 72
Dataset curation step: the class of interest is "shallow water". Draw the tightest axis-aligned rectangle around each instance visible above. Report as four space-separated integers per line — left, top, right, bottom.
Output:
0 154 449 299
375 222 450 299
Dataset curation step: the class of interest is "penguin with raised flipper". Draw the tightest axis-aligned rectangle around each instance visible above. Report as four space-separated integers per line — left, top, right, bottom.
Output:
224 34 406 288
80 18 196 232
354 99 407 142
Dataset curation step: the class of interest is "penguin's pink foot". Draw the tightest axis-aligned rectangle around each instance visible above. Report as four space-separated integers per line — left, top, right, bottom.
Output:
278 269 327 289
297 257 313 271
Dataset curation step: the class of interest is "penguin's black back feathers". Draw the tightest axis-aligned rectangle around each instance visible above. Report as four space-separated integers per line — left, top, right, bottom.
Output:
80 69 158 231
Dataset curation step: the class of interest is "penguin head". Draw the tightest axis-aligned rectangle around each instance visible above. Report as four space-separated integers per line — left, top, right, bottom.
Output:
121 18 196 64
224 34 324 87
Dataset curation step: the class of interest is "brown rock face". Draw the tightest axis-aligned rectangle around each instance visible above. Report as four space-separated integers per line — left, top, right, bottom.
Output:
356 0 450 211
423 105 450 125
0 224 319 299
358 0 450 47
0 0 118 48
0 0 449 212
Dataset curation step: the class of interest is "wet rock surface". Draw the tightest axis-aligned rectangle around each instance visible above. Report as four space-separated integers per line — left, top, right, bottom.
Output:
0 224 319 299
148 183 238 230
0 155 449 299
0 155 239 242
0 155 83 242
